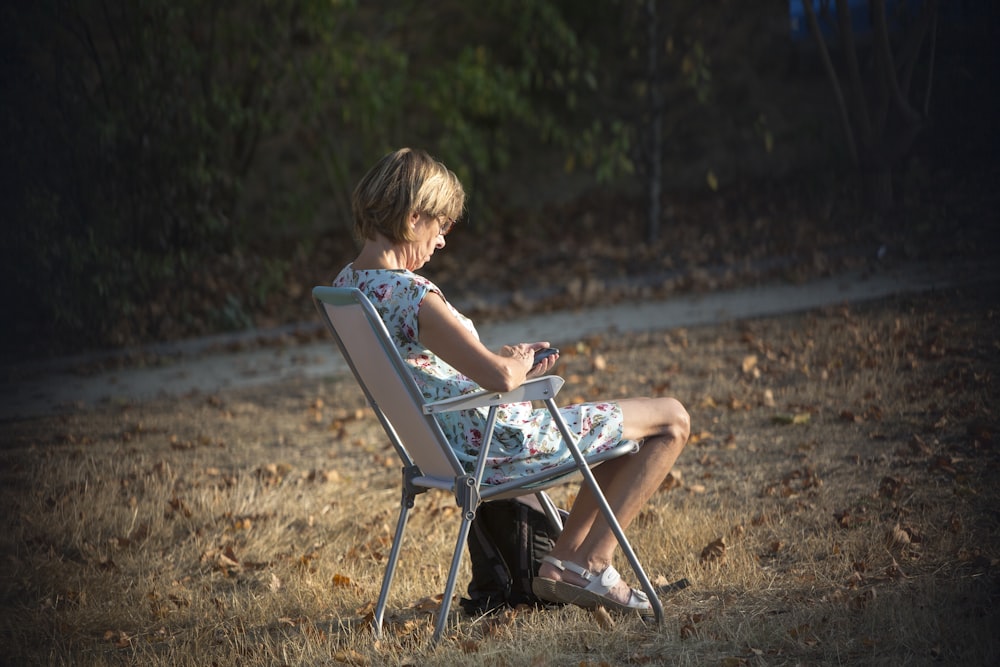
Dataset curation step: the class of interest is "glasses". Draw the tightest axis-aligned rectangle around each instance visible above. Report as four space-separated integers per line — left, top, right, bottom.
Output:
437 216 457 236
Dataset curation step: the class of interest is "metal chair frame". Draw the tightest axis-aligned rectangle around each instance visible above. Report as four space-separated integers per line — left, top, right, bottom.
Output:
313 286 663 644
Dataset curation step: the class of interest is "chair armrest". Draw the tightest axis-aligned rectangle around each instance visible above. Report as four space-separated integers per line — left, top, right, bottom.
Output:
422 376 565 414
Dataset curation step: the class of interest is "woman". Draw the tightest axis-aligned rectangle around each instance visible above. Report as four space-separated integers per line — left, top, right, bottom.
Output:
333 148 690 616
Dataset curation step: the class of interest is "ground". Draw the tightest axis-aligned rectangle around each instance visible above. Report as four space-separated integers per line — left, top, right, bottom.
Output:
1 273 997 665
1 165 998 664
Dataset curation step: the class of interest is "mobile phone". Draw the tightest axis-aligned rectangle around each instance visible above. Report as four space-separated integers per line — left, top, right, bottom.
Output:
533 347 559 365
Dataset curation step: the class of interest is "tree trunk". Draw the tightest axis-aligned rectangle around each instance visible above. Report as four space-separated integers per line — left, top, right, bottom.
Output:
803 0 936 212
645 0 664 243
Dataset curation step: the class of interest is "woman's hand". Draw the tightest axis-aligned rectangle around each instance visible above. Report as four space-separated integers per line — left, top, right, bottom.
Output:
527 346 559 378
501 342 559 379
499 342 535 366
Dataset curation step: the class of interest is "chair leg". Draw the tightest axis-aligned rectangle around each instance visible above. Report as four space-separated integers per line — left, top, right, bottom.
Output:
431 510 475 645
372 489 414 637
544 398 665 625
535 491 564 534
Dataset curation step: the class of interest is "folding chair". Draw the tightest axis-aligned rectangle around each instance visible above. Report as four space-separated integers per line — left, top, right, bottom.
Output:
312 286 663 644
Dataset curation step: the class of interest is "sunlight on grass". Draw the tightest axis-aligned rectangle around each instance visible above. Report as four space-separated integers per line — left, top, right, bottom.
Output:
1 288 997 665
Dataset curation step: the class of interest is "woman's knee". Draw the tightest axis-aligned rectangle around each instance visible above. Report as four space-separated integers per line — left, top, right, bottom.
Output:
621 395 690 443
661 397 690 443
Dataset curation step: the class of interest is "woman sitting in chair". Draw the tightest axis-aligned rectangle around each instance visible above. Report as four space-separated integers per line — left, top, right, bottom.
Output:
333 148 690 616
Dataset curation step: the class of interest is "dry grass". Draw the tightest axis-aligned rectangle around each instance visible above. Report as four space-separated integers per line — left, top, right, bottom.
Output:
2 285 998 666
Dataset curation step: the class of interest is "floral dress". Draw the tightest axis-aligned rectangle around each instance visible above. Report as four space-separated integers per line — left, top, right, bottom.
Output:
333 265 626 484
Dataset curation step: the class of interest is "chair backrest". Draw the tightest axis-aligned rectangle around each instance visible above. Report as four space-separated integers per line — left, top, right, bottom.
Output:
312 286 465 479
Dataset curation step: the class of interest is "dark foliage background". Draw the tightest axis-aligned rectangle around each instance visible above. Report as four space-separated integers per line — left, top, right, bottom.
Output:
2 0 997 361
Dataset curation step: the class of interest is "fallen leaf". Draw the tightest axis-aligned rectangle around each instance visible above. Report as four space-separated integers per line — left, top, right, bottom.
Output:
840 410 862 423
331 648 367 665
788 623 810 639
659 470 683 491
308 469 341 483
410 594 444 612
853 589 876 609
700 537 726 563
591 606 615 630
216 547 240 573
762 389 776 407
772 413 811 425
166 496 192 519
879 476 904 498
929 456 957 475
355 600 377 624
688 430 712 445
889 523 911 545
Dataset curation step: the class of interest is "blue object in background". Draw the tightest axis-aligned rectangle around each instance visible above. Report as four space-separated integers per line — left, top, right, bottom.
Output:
789 0 989 42
789 0 873 40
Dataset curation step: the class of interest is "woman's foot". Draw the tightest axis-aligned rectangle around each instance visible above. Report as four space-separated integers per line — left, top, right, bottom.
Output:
533 555 653 617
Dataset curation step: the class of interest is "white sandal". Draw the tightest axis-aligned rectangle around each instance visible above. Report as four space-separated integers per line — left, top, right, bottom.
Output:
532 555 654 617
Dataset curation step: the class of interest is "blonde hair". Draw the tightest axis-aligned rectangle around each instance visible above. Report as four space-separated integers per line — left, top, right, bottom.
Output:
352 148 465 243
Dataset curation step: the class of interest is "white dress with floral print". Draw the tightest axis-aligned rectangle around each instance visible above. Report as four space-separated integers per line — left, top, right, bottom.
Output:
333 265 626 484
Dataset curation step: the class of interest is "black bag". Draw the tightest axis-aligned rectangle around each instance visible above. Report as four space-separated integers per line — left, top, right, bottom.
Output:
459 494 567 615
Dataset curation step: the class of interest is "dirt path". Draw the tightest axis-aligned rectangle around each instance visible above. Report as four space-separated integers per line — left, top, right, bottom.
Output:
3 257 993 422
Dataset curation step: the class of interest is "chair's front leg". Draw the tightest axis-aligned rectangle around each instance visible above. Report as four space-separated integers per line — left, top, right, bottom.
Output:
373 468 419 637
432 507 475 645
544 398 665 625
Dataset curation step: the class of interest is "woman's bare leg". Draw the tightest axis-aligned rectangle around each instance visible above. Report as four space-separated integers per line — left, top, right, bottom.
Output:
539 396 689 602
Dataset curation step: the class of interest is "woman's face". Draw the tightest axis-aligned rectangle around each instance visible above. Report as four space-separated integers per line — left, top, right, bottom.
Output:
402 212 448 271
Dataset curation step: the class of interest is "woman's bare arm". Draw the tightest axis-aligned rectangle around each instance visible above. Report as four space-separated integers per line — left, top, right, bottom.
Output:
417 291 556 392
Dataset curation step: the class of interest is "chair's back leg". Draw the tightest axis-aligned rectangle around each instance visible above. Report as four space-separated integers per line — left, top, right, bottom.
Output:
535 491 564 534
